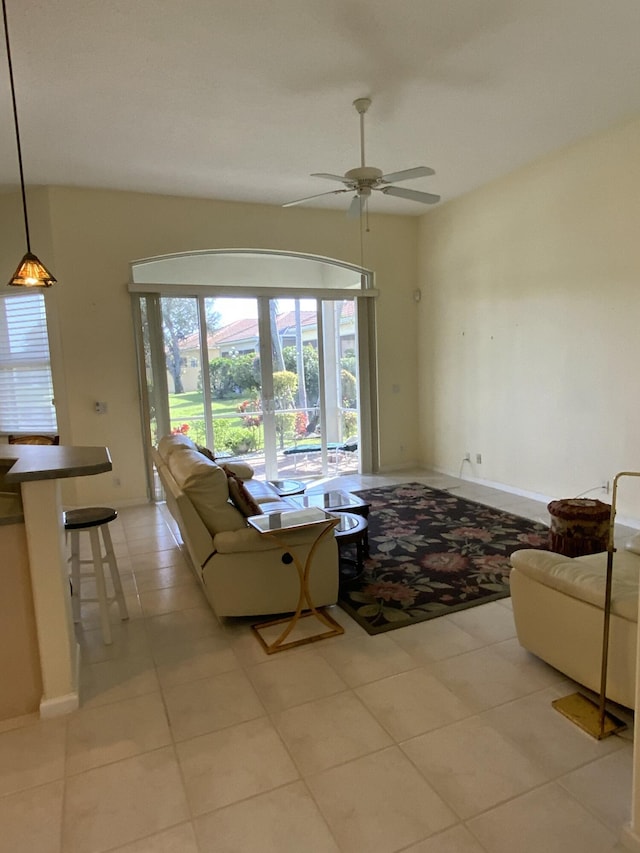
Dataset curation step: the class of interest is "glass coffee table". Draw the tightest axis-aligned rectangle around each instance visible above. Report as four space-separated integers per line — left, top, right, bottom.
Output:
268 479 306 497
290 489 370 555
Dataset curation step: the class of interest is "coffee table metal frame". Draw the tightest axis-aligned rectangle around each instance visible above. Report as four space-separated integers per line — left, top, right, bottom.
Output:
247 507 343 654
333 511 369 579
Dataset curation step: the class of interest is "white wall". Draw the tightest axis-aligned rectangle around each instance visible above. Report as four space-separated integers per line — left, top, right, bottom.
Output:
21 188 420 506
418 114 640 521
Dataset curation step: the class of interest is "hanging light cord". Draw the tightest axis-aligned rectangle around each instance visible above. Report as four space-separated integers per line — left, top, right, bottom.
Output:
2 0 31 253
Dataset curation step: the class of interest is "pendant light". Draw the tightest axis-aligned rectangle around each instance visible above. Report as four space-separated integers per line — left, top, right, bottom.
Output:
2 0 56 287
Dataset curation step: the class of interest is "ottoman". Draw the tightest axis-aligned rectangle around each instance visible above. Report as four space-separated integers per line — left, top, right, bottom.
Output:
547 498 611 557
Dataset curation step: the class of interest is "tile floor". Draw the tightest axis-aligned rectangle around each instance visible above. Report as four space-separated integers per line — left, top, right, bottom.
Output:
1 470 636 852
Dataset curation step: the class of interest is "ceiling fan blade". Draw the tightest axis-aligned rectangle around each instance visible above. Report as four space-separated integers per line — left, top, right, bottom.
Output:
346 194 362 219
379 186 440 205
311 173 350 184
282 188 350 208
379 166 435 183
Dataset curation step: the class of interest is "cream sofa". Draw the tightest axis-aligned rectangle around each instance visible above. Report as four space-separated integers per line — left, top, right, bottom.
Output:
152 434 339 617
510 544 640 709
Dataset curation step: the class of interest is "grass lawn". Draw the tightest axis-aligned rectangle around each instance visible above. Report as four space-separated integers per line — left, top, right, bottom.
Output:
169 392 248 421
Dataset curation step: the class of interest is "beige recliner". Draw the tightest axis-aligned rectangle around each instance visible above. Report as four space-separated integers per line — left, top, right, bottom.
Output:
510 546 640 709
152 434 339 617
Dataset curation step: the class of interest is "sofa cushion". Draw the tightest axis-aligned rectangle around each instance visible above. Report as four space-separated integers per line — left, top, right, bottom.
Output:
167 447 246 535
242 478 282 504
510 548 640 622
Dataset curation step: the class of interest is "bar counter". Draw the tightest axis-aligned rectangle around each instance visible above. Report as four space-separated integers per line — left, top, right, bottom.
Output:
0 444 112 719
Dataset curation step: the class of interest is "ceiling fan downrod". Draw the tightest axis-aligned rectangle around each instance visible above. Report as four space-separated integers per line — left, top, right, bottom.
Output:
353 97 371 169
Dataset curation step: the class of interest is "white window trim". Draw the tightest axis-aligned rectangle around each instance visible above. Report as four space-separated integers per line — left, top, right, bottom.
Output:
0 291 58 435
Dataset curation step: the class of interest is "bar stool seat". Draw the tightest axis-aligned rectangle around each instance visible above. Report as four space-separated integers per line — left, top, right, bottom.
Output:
64 506 128 644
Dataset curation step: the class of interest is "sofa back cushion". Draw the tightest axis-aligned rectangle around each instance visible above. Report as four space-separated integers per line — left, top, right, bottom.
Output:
157 433 197 462
167 447 246 535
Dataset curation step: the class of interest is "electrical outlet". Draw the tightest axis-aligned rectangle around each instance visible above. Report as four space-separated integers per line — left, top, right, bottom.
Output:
476 453 482 464
463 452 471 462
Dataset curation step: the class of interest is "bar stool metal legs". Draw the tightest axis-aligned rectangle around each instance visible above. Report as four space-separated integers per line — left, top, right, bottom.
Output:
65 507 128 644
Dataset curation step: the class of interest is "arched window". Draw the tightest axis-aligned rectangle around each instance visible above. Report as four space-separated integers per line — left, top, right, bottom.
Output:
129 249 378 494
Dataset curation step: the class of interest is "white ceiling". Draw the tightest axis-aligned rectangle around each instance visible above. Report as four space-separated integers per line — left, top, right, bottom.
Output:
1 0 640 216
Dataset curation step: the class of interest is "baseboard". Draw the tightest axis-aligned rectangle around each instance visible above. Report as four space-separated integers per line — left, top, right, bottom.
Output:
430 465 640 530
431 464 554 504
619 825 640 851
40 691 79 718
39 642 81 719
377 460 419 473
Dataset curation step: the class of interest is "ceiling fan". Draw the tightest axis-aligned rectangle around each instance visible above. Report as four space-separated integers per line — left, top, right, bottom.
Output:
283 97 440 218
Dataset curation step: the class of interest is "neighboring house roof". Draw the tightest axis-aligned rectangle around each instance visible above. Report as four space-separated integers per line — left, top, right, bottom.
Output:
179 309 338 352
179 317 258 351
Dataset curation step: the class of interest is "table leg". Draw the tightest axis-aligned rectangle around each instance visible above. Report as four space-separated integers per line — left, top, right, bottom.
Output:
251 519 344 654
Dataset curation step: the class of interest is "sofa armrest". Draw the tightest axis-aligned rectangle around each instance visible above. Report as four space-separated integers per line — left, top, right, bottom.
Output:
213 524 331 555
222 462 254 480
510 548 575 574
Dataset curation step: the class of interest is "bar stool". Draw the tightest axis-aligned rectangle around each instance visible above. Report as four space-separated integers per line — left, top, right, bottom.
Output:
64 507 128 644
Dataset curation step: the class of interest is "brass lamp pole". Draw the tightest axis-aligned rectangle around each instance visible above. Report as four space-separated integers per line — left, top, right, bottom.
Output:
553 471 640 739
2 0 56 287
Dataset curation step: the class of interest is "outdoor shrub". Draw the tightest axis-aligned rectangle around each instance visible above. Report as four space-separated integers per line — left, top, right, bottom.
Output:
340 369 357 409
283 344 319 404
208 354 260 398
342 410 358 439
187 420 207 445
237 398 262 428
295 411 308 436
169 420 207 445
273 371 298 448
212 420 259 455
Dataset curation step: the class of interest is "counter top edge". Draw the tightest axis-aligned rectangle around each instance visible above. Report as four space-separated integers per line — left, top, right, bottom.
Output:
1 446 112 483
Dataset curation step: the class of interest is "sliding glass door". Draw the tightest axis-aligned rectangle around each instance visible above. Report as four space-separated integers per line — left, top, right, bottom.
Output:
136 293 361 489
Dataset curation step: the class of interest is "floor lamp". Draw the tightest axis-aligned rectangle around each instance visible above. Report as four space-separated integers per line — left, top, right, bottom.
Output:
552 471 640 739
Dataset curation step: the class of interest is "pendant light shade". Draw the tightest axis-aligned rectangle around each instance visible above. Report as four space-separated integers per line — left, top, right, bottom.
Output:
2 0 56 287
9 252 57 287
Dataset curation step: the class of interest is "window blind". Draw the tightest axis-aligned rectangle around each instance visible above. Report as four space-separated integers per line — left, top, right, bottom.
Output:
0 293 57 433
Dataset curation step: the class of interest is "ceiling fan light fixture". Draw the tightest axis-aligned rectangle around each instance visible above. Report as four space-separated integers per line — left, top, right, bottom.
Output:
2 0 57 288
9 252 57 287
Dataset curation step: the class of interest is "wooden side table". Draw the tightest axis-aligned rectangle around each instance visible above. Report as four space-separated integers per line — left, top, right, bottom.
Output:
248 507 343 654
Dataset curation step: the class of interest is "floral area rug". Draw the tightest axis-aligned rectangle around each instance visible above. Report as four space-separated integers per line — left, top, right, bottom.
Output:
337 482 548 635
